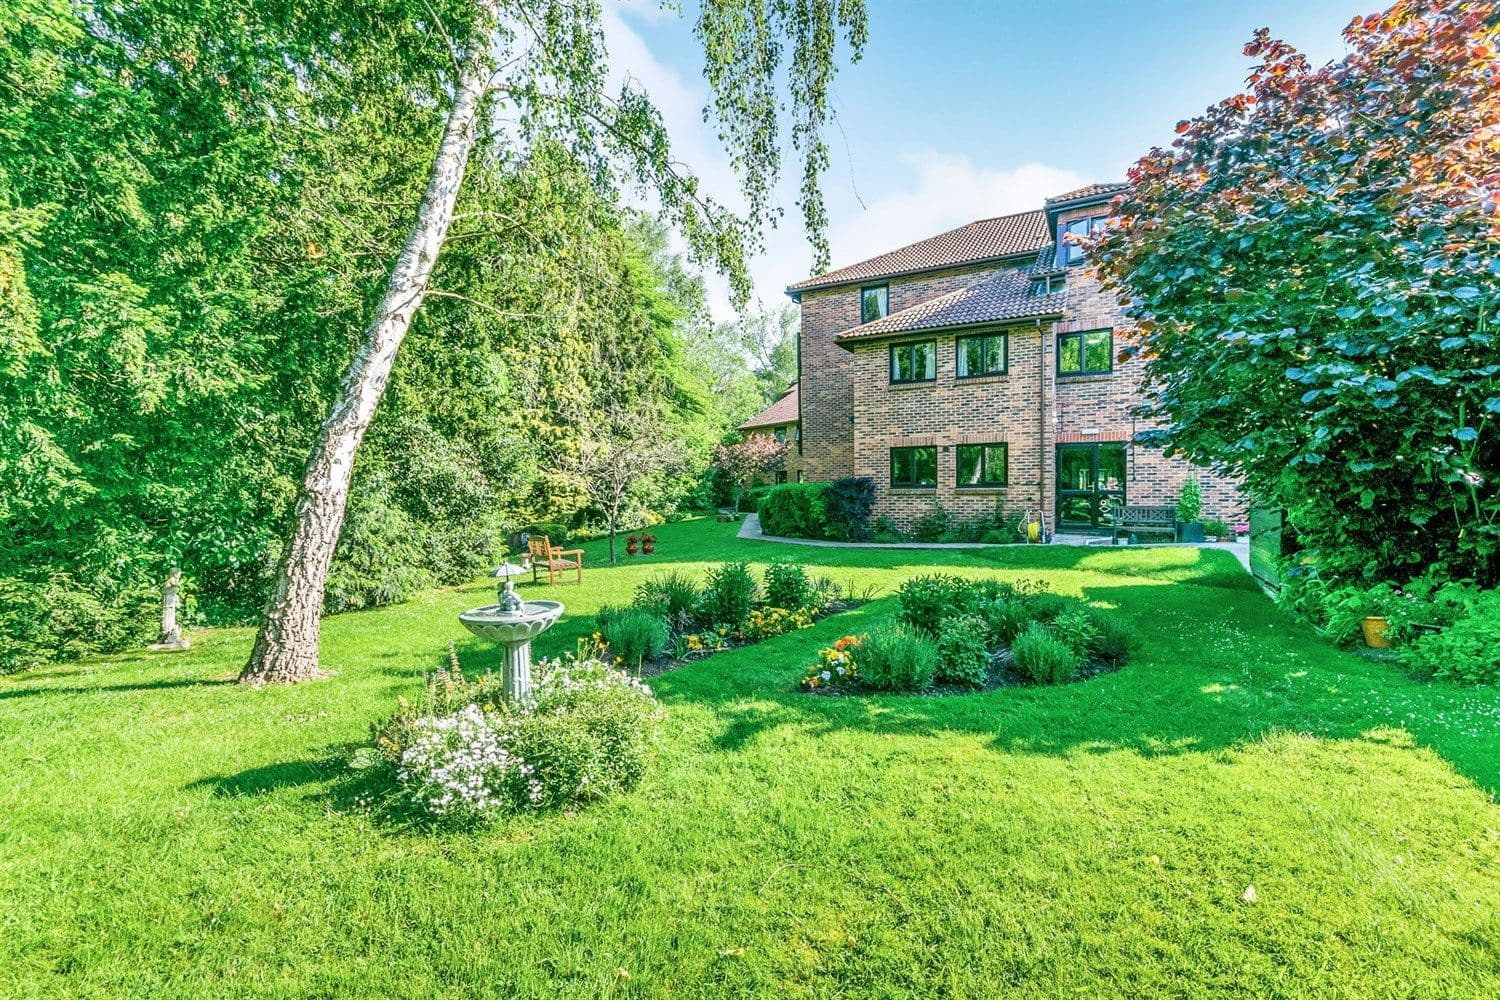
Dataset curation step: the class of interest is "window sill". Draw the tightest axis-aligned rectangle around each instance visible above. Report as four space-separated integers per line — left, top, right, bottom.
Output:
956 373 1009 386
890 487 937 493
1057 372 1115 384
956 486 1009 494
887 381 936 391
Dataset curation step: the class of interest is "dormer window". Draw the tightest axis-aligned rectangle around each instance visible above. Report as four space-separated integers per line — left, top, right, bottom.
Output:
860 284 888 324
1031 274 1067 296
1061 216 1108 265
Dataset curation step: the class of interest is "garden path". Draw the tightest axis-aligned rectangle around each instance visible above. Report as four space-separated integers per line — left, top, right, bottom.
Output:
740 513 1253 572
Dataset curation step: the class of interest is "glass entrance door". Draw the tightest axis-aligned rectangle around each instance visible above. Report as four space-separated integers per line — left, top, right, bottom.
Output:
1056 443 1126 530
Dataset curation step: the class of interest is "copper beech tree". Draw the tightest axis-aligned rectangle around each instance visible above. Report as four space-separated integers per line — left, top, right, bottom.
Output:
1091 0 1499 587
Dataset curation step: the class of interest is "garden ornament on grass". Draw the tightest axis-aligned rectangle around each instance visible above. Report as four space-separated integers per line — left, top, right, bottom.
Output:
148 568 190 652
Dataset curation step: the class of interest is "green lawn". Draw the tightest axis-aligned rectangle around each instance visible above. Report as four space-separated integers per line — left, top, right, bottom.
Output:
3 519 1498 998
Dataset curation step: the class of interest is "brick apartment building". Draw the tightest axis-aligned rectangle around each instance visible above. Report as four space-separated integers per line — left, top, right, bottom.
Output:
755 182 1244 533
737 383 802 484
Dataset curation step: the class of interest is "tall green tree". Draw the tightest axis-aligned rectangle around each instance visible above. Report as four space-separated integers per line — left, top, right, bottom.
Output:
3 1 850 675
1093 0 1499 588
242 0 867 683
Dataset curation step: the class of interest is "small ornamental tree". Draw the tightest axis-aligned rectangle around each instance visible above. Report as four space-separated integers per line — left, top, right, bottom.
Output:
712 435 789 511
559 407 679 565
1092 0 1500 588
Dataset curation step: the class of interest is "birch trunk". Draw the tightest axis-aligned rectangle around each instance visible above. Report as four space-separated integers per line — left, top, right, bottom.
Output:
240 9 499 685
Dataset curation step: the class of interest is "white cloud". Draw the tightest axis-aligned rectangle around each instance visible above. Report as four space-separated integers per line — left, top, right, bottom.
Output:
598 8 1087 321
824 153 1086 270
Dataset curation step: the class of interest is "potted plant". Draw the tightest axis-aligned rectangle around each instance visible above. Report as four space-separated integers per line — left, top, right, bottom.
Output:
641 532 656 555
1202 518 1231 542
626 534 639 557
1360 614 1392 648
1176 480 1204 542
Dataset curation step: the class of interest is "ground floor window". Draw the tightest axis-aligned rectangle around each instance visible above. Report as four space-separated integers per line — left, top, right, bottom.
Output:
957 443 1007 487
891 446 937 488
775 471 788 485
1057 442 1127 529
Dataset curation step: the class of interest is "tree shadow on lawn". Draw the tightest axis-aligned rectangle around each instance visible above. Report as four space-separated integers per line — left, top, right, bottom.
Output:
0 676 238 701
188 752 349 798
654 581 1500 797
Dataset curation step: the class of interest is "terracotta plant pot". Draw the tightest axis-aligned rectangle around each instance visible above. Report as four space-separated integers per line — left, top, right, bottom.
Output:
1361 615 1392 649
642 541 655 554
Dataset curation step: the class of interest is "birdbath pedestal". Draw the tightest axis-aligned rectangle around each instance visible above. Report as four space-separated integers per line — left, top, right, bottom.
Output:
457 600 564 705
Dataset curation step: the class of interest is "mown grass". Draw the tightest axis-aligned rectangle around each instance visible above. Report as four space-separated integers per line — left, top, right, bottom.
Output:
2 518 1498 998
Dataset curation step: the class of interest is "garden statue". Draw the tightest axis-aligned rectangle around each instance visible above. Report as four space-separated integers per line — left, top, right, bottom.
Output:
148 568 191 651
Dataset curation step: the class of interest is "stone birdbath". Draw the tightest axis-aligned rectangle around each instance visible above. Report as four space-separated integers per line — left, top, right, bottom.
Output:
457 560 563 705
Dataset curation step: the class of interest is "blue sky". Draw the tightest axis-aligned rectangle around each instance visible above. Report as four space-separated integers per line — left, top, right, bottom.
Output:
605 0 1364 319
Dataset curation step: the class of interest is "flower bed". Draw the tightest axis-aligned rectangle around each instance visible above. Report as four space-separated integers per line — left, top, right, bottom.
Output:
801 574 1134 696
595 561 868 677
361 653 661 828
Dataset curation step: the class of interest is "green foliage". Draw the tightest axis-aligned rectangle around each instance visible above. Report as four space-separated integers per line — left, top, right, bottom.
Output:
1050 608 1101 660
934 614 990 687
1025 593 1075 624
1402 592 1500 687
857 624 937 692
757 482 830 539
602 609 670 668
634 571 702 632
1010 622 1081 685
924 500 1025 544
0 575 157 674
824 476 877 541
1176 480 1203 524
897 574 976 634
1203 518 1232 538
0 0 868 668
909 503 951 543
700 562 757 628
1094 7 1499 589
1088 612 1137 665
763 561 815 612
382 658 659 826
977 599 1033 648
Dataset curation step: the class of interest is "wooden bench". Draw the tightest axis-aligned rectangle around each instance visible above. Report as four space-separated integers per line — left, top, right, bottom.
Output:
1112 504 1177 543
527 535 584 585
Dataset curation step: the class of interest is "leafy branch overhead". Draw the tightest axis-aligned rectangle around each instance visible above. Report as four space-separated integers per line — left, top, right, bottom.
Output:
1092 0 1500 586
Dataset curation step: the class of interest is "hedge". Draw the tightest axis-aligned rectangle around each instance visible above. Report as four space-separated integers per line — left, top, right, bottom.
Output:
757 477 875 541
758 483 828 539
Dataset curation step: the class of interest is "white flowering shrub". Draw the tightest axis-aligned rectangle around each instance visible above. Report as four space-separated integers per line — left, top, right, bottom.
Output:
381 657 659 827
395 705 543 824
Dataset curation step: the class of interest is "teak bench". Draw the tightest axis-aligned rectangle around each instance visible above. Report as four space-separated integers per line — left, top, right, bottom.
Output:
527 535 584 585
1112 504 1177 543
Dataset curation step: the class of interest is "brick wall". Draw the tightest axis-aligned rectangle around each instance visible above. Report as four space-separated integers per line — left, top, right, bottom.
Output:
796 260 1025 483
743 424 803 484
1050 203 1244 524
850 325 1048 527
797 202 1245 532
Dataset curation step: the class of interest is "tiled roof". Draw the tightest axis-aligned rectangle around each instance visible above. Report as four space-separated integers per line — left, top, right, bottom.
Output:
833 267 1064 346
738 384 798 429
786 210 1051 293
1045 182 1130 206
1030 243 1067 276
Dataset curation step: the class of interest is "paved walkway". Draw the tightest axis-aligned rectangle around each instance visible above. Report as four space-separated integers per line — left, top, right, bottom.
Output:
737 513 1252 572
